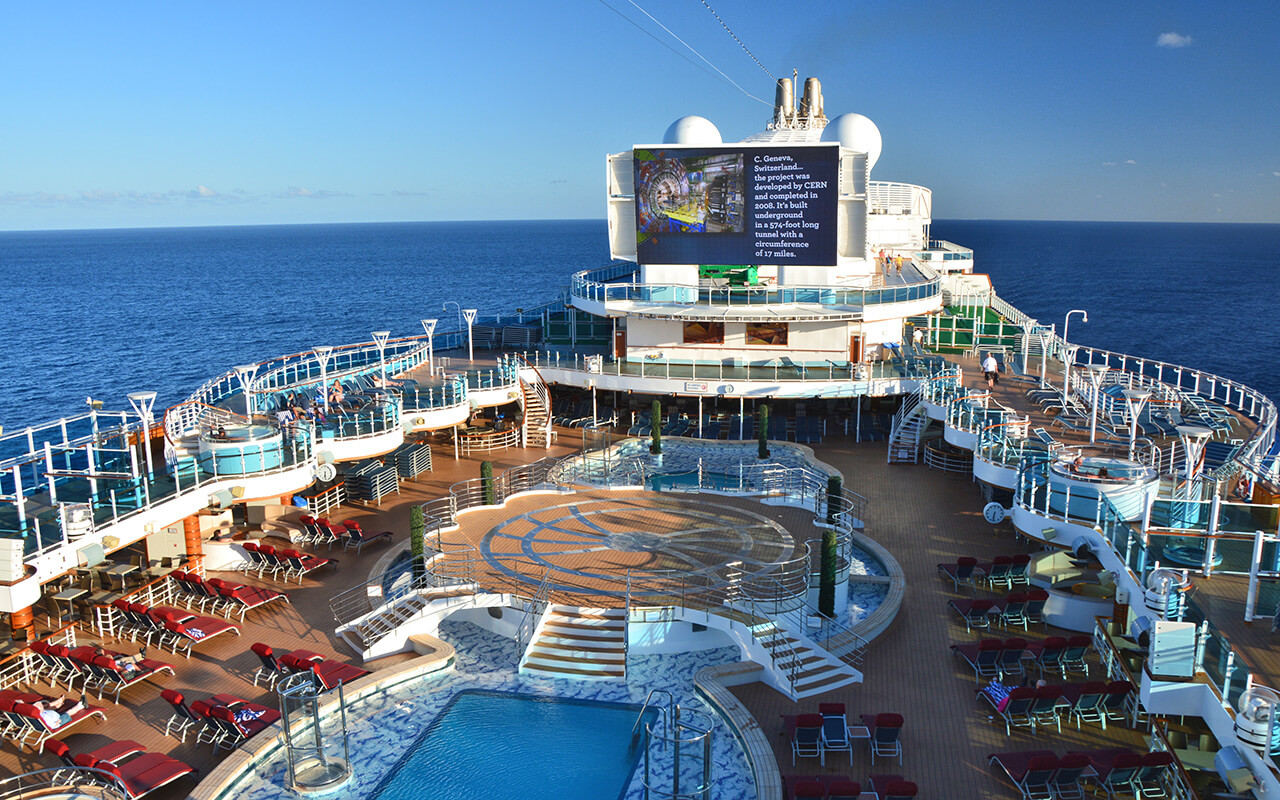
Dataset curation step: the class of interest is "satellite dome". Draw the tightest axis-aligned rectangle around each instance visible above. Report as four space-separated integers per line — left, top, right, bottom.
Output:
663 116 722 146
822 113 882 171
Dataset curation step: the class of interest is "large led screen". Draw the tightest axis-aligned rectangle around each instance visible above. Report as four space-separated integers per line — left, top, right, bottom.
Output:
634 145 838 267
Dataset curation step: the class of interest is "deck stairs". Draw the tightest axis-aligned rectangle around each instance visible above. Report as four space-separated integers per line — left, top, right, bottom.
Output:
335 585 479 657
887 389 929 464
519 364 553 449
519 605 627 680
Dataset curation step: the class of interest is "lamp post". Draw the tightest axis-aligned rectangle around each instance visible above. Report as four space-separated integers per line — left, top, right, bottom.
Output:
443 301 463 332
1085 363 1110 444
1122 388 1151 460
1036 325 1054 385
313 346 334 414
371 331 391 388
234 364 258 419
1061 310 1088 409
126 391 158 479
463 309 477 364
421 319 438 376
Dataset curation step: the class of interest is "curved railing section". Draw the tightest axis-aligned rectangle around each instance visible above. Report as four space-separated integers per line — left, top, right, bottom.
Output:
162 400 245 446
569 268 941 312
400 377 468 414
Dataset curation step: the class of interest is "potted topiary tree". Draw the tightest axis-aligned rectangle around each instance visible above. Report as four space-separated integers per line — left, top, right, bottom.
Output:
758 403 770 459
650 399 662 455
409 504 426 581
480 460 496 505
819 475 843 617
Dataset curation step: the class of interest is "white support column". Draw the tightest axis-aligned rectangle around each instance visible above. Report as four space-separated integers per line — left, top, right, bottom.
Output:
312 346 334 414
234 364 258 418
1061 310 1088 408
372 331 391 387
127 391 158 480
1245 529 1265 621
463 309 477 364
1122 389 1151 460
1085 363 1110 443
421 319 438 377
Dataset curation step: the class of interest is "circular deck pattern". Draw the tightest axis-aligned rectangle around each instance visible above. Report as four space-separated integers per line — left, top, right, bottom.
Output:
476 495 797 598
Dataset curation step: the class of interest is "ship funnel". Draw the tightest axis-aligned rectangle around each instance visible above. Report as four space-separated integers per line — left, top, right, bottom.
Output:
773 78 794 127
799 77 825 124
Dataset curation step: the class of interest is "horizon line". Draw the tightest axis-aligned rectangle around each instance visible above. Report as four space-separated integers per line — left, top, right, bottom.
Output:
2 217 1279 235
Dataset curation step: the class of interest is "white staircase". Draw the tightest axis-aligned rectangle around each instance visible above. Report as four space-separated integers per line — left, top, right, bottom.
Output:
519 366 553 449
735 611 861 698
519 605 627 680
887 389 929 464
336 586 477 655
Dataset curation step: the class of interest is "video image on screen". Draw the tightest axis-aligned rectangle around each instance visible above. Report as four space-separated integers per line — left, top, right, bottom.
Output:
636 151 744 236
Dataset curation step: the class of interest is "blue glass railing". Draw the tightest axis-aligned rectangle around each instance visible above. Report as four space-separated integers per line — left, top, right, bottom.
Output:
570 270 941 310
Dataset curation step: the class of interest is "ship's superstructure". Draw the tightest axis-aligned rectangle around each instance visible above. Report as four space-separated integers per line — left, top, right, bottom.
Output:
1 76 1279 800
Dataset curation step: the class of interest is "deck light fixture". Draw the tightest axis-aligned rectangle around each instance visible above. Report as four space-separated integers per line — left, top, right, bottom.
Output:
234 364 259 418
371 331 391 388
1084 363 1109 443
1061 310 1088 410
463 309 477 364
421 319 438 376
1121 388 1151 460
443 301 463 332
313 346 335 413
126 391 158 479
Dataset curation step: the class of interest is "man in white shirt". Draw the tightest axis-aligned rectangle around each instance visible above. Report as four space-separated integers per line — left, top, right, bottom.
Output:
982 354 1000 389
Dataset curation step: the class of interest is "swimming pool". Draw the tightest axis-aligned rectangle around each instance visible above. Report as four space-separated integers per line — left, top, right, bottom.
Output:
373 690 654 800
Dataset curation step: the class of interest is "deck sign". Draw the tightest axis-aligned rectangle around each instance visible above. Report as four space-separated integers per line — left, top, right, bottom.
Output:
633 144 838 267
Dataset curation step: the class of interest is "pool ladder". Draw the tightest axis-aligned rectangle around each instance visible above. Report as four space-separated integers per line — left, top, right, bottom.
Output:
632 690 713 800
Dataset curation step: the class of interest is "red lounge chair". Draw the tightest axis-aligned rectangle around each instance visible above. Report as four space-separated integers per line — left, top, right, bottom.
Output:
952 638 1003 683
997 637 1028 680
279 650 370 690
1058 681 1108 730
160 690 210 743
862 713 903 765
277 548 336 583
205 699 281 751
1029 686 1065 733
1033 636 1069 678
148 607 241 657
85 751 197 798
949 598 997 632
206 578 290 621
988 750 1059 800
1069 749 1142 798
313 519 346 550
825 779 862 800
782 713 824 766
44 737 146 768
9 699 107 751
1133 751 1175 797
82 652 175 703
1025 589 1049 626
1062 635 1092 677
937 557 982 592
340 520 394 554
1008 553 1032 586
1052 753 1090 799
978 685 1036 736
1102 680 1135 725
783 775 826 799
982 555 1014 590
818 702 853 765
868 774 917 800
995 592 1030 630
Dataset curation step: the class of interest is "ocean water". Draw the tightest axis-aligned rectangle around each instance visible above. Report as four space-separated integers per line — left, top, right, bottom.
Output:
0 219 1276 435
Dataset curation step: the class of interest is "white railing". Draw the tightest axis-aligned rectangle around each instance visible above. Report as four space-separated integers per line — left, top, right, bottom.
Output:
867 181 931 217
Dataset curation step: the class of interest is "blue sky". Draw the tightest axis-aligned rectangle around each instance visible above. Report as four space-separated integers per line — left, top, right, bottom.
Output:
1 0 1276 230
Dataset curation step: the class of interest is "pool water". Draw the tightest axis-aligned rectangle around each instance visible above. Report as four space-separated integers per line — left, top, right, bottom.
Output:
373 690 655 800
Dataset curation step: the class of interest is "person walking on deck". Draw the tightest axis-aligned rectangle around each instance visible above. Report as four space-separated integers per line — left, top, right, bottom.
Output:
983 353 1000 389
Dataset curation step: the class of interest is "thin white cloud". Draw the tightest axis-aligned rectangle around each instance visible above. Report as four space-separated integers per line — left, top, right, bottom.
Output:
1124 159 1136 165
1157 32 1192 48
275 186 352 199
1273 171 1280 177
0 185 250 207
1102 161 1116 167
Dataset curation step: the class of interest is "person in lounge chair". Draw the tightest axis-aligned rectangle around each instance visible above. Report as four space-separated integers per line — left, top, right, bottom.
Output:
32 695 84 727
93 646 145 676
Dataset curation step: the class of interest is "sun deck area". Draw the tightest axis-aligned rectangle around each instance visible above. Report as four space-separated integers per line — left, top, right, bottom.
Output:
1 413 1271 799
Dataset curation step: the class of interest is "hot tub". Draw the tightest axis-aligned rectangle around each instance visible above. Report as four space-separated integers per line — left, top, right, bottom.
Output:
198 424 285 473
1047 454 1158 522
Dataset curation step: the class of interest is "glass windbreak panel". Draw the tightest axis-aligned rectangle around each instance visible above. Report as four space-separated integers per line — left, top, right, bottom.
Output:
1215 537 1259 575
1226 652 1253 710
682 321 724 344
1218 502 1279 534
1199 631 1227 689
746 322 788 346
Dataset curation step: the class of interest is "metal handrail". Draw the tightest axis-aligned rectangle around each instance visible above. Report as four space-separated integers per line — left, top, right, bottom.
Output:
0 767 130 800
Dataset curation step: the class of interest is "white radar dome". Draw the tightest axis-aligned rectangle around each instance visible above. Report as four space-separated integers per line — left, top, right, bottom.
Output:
663 116 722 146
822 113 882 172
